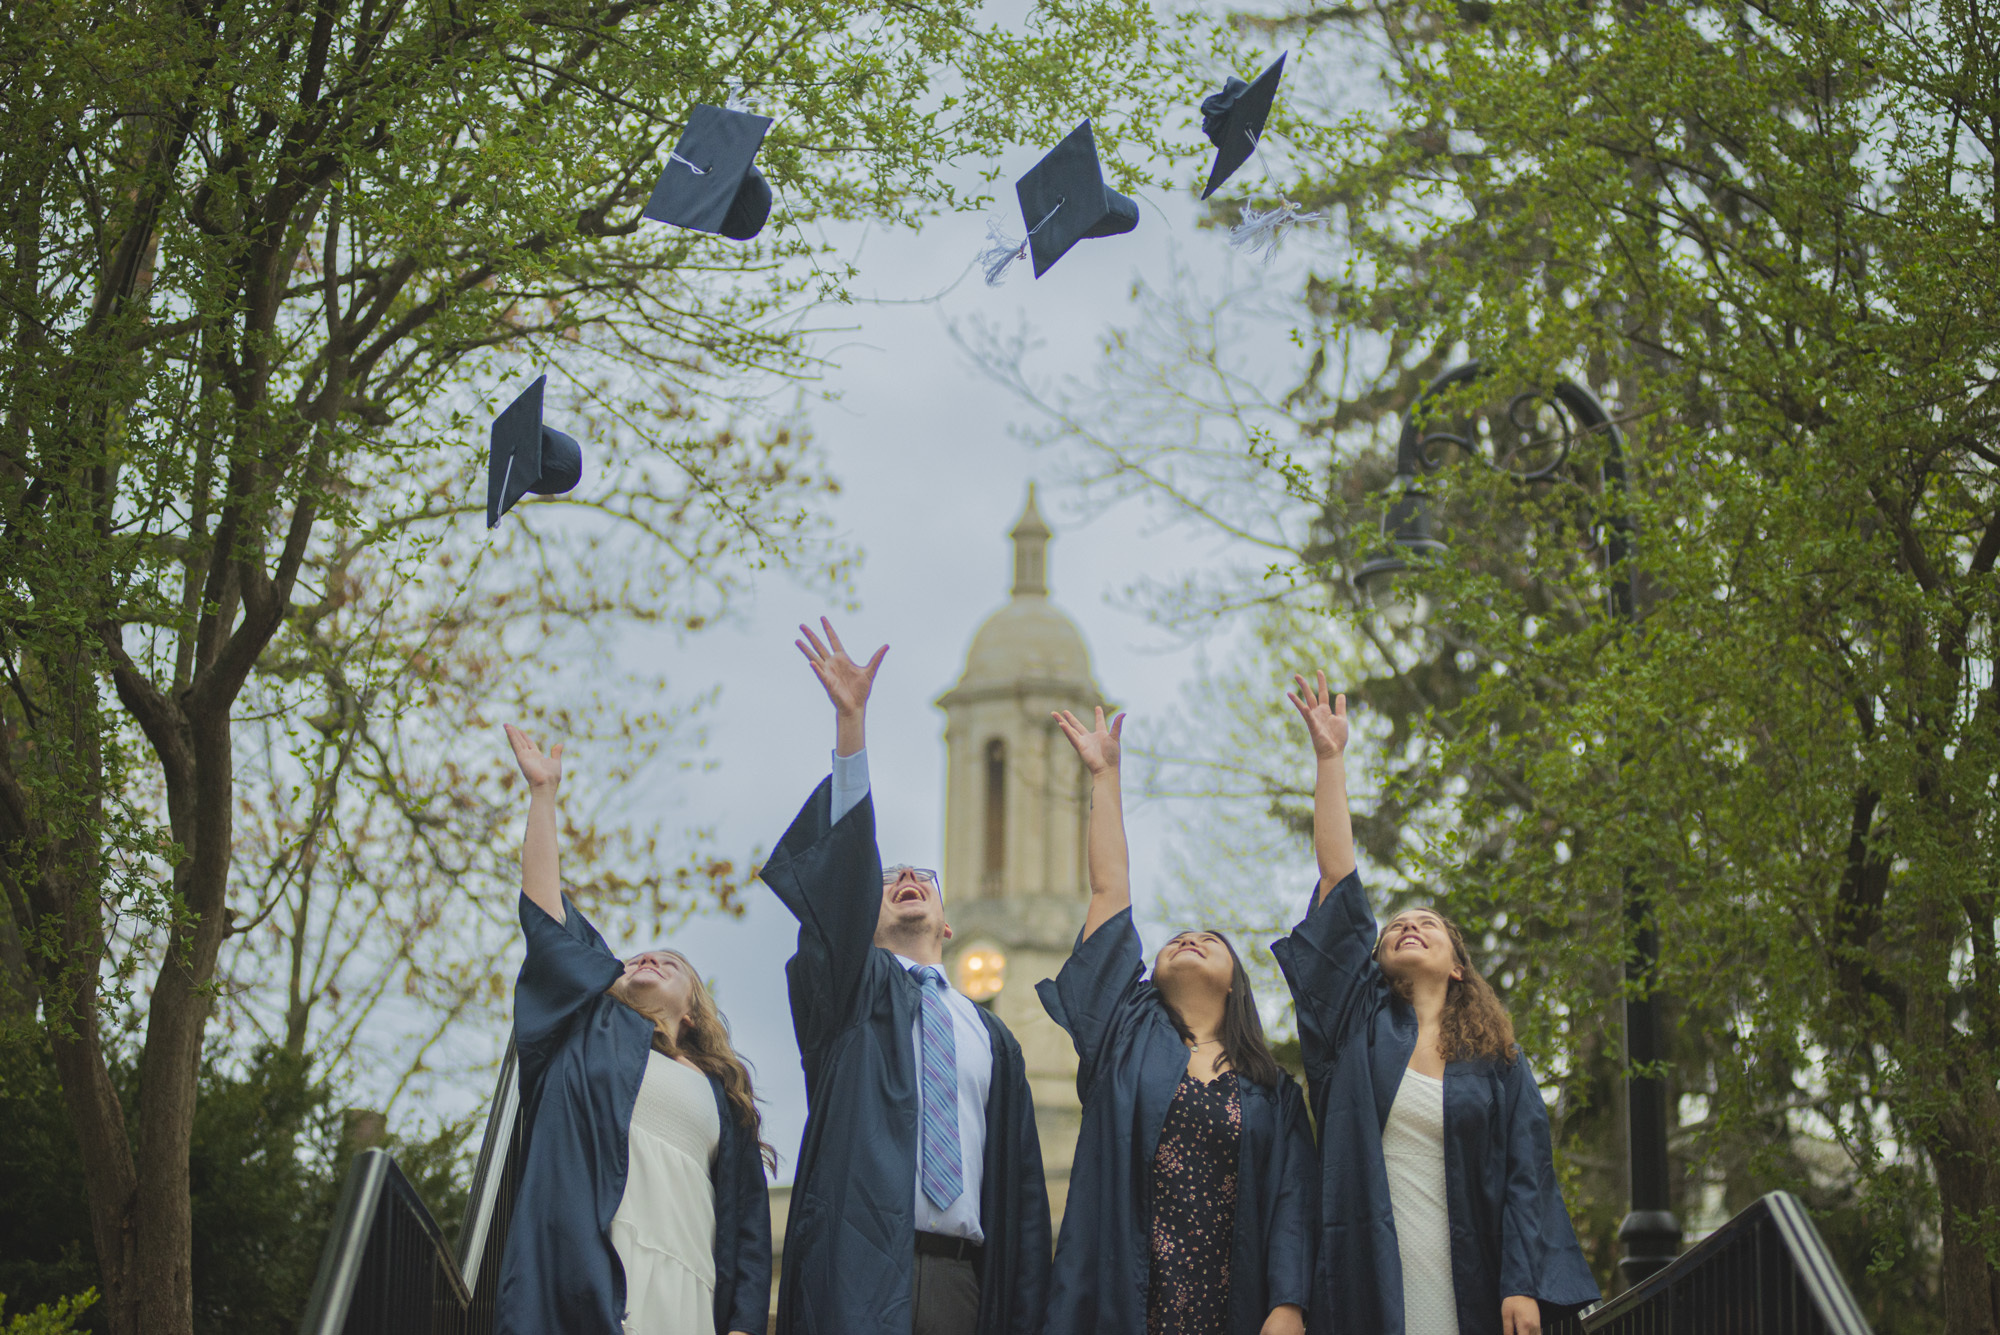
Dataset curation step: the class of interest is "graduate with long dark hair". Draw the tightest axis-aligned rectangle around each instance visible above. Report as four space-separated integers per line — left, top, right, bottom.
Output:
1270 675 1598 1335
1038 707 1317 1335
494 726 772 1335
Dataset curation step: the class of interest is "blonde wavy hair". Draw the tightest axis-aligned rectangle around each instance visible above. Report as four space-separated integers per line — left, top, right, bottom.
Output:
1373 908 1518 1065
624 950 774 1170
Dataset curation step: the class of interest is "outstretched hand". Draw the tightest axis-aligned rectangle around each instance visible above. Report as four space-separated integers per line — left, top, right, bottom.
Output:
797 617 887 718
1053 706 1124 777
505 724 564 792
1287 672 1349 761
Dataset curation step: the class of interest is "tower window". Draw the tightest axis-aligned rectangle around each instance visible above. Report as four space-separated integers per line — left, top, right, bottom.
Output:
983 738 1007 889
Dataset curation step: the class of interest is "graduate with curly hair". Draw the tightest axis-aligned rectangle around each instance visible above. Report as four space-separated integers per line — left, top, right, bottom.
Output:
1271 675 1598 1335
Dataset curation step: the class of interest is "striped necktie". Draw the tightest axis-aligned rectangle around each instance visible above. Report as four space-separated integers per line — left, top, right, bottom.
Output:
914 966 964 1210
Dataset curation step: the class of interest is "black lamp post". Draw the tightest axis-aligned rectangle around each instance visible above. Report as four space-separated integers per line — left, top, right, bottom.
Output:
1353 361 1682 1287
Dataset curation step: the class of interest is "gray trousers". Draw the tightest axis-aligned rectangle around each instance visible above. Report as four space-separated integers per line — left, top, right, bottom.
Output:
910 1251 980 1335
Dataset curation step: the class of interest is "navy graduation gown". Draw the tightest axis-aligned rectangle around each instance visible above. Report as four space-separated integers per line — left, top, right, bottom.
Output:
496 893 774 1335
1270 871 1599 1335
1036 908 1318 1335
760 779 1051 1335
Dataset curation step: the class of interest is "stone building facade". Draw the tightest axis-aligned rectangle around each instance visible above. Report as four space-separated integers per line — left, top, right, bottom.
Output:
934 485 1101 1233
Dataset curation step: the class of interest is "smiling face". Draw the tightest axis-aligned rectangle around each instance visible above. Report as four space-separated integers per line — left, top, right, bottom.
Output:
874 864 951 956
1152 930 1236 997
610 949 698 1031
1374 908 1465 988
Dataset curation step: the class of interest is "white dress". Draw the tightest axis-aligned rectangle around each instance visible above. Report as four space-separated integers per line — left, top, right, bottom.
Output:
1383 1068 1459 1335
611 1050 721 1334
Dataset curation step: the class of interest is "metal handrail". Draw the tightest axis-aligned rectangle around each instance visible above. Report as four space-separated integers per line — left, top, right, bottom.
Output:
298 1045 524 1335
1581 1190 1874 1334
298 1150 393 1335
296 1150 469 1335
457 1045 524 1334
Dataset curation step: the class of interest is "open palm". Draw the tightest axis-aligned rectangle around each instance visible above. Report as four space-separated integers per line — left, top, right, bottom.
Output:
1053 707 1124 776
505 723 564 790
1287 672 1349 760
797 617 887 715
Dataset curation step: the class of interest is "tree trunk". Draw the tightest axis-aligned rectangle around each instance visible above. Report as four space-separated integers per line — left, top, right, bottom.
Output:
1933 1088 2000 1335
127 699 237 1335
46 997 141 1335
6 649 145 1334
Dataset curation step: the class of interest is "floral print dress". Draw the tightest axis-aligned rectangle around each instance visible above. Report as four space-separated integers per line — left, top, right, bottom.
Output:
1147 1070 1243 1335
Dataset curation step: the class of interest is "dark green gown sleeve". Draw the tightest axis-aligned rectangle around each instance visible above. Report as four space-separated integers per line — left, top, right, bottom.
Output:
1264 1077 1320 1313
712 1077 775 1335
1497 1057 1599 1310
760 776 881 1067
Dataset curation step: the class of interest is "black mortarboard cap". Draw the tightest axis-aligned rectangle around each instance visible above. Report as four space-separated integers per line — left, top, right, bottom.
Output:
1014 120 1140 279
486 375 583 529
1200 53 1286 199
641 105 775 241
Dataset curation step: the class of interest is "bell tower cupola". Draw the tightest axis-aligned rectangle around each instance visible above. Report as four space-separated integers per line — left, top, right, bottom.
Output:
935 484 1107 1231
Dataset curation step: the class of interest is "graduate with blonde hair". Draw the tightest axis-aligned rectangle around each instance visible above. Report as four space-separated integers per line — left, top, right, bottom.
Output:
494 726 772 1335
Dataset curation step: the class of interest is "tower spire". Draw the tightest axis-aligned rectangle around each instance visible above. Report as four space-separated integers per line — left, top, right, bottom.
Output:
1010 484 1051 597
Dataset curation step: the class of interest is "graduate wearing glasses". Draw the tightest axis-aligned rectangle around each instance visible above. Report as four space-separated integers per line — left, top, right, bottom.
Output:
760 619 1051 1335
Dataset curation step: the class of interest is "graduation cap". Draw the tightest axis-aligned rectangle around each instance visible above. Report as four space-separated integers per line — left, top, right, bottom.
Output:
981 120 1140 285
486 375 583 529
1200 53 1286 199
641 105 774 241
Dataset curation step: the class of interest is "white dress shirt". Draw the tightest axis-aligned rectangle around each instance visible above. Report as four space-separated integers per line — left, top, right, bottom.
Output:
831 749 993 1243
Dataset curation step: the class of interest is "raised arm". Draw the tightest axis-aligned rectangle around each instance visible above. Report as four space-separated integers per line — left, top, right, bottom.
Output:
762 619 890 1050
799 617 883 826
504 725 629 1083
506 724 567 923
1054 707 1129 942
1039 706 1144 1095
1286 673 1354 901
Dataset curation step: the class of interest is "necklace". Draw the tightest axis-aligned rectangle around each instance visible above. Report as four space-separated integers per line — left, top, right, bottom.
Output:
1188 1038 1221 1048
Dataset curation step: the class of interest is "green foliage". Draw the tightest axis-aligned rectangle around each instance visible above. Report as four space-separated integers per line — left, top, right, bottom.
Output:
0 1032 102 1318
0 0 1189 1324
0 1291 98 1335
1290 0 1996 1320
0 1028 471 1335
982 0 1994 1320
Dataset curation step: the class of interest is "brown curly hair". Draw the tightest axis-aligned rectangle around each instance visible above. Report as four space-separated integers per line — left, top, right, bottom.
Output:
625 950 775 1171
1373 908 1517 1065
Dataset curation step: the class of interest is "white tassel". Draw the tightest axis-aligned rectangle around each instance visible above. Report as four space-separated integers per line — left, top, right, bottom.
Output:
1228 200 1326 261
976 200 1065 288
979 219 1030 287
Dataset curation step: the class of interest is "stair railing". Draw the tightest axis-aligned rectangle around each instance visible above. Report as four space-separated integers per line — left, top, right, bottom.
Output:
1581 1190 1873 1334
297 1046 522 1335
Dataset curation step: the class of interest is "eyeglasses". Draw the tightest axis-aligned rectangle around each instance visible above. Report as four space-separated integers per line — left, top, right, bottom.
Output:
881 865 940 888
